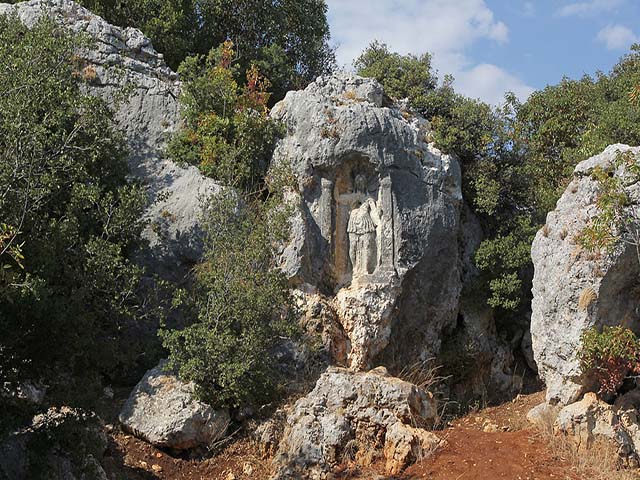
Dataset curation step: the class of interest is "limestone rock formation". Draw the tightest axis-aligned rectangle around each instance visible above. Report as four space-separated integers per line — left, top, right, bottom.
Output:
271 72 463 371
119 362 230 450
0 0 221 282
272 367 442 479
553 390 640 464
531 144 640 405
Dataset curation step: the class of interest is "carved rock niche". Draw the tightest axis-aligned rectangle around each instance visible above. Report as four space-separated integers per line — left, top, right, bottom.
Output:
316 155 399 292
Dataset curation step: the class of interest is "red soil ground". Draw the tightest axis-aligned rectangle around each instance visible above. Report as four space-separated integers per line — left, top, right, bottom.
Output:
102 390 587 480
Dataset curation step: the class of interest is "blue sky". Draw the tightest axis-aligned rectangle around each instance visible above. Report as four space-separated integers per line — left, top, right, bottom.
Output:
326 0 640 105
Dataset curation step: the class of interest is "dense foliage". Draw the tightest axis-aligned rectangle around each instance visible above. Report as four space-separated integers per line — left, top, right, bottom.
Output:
169 41 283 192
0 15 149 402
162 37 297 408
160 188 297 409
68 0 336 101
356 41 640 320
580 326 640 395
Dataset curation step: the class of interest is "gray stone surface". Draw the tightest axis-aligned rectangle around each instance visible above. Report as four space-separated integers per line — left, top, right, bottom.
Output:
272 366 442 479
0 0 222 282
554 390 640 463
271 72 463 371
531 144 640 405
119 361 229 450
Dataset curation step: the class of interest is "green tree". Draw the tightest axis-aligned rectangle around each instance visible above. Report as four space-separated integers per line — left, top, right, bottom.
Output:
160 187 297 409
354 41 437 103
169 41 283 192
0 14 148 396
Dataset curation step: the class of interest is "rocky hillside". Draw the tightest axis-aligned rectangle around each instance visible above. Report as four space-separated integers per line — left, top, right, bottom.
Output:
0 0 222 285
4 1 640 479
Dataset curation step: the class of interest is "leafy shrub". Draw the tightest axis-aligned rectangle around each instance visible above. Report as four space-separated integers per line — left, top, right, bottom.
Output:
577 150 640 253
160 184 298 409
169 41 283 192
354 41 436 104
0 14 148 393
579 326 640 395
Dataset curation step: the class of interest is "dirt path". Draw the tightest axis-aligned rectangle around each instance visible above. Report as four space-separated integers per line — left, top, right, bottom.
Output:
103 391 585 480
402 427 578 480
402 391 581 479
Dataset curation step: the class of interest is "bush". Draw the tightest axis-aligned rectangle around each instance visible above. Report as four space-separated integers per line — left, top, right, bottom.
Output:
354 41 436 104
579 326 640 395
169 41 283 192
576 150 640 253
159 186 298 409
0 14 148 394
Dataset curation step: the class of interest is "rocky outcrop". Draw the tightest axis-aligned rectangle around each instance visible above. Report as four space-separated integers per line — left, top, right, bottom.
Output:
272 367 442 479
531 144 640 405
551 390 640 465
119 362 229 450
271 73 463 371
0 0 221 282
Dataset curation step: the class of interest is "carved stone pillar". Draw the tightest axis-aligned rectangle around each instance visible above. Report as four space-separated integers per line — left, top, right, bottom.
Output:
377 175 396 273
319 178 333 244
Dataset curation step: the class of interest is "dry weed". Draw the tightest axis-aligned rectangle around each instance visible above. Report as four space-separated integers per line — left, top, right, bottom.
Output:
534 408 638 480
578 286 597 311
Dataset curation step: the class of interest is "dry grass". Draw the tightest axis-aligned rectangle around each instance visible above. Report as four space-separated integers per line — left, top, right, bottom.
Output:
542 223 551 237
578 286 598 311
398 359 444 392
534 408 639 480
82 65 97 82
320 126 340 139
343 90 360 101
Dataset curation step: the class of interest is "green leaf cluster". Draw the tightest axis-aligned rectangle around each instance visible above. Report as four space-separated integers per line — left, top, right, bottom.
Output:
169 42 284 192
160 189 297 409
0 15 149 392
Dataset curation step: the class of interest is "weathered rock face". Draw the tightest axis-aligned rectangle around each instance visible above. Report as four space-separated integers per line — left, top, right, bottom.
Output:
0 0 221 282
119 362 230 450
272 367 442 479
553 390 640 465
531 144 640 405
271 73 463 371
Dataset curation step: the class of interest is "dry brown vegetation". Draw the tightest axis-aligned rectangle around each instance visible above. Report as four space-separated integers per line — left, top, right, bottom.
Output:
532 407 639 480
578 286 598 311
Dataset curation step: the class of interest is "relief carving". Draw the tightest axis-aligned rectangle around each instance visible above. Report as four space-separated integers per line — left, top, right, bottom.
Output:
333 170 396 284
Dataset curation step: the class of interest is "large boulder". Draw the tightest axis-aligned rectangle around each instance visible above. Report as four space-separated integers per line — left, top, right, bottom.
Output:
553 390 640 464
271 73 463 371
272 366 442 479
0 0 221 282
119 362 230 450
531 144 640 405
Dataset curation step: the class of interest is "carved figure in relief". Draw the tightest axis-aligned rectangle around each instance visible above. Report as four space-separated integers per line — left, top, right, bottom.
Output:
335 174 381 278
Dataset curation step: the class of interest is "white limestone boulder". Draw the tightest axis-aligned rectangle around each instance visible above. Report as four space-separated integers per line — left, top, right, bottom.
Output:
531 144 640 405
119 362 229 450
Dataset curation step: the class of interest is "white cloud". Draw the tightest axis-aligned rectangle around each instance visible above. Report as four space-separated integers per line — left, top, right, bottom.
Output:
596 24 638 49
556 0 624 17
326 0 533 105
456 64 536 105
